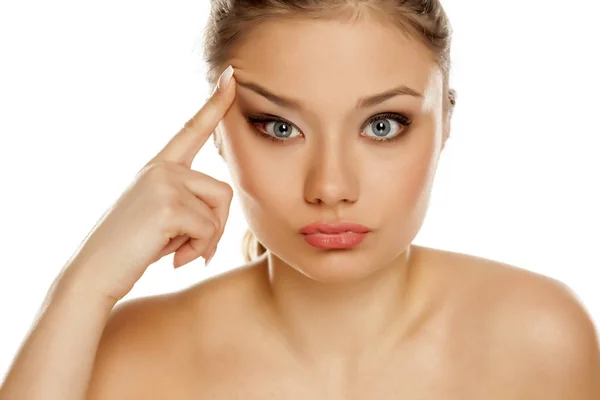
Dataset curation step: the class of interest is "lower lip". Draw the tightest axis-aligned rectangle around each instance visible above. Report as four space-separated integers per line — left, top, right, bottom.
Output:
302 232 369 249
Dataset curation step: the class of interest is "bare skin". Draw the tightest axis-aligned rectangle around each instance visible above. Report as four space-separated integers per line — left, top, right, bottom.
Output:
86 245 600 399
2 11 599 400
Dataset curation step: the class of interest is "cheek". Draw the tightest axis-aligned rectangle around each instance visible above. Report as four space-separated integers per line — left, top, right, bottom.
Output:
220 122 297 248
402 149 437 208
376 137 438 210
369 139 438 255
220 117 291 206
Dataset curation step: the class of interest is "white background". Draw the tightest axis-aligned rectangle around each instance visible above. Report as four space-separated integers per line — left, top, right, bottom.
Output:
1 0 598 379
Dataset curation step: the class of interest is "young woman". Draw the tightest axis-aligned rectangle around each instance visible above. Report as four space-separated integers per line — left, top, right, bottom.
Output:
2 1 599 399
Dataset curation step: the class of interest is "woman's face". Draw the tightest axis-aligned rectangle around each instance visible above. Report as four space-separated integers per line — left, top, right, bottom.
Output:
217 15 449 282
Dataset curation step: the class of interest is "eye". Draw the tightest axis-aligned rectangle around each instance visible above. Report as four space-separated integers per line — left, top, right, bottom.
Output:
246 112 412 144
361 112 412 143
246 114 302 142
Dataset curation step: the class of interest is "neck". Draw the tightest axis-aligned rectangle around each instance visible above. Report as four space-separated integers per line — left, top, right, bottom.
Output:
259 244 424 369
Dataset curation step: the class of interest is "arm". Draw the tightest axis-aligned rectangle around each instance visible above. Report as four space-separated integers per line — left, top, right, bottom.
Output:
0 269 116 400
0 65 236 400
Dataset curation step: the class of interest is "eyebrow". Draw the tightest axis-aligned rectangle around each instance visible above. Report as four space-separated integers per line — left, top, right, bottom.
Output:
235 78 423 111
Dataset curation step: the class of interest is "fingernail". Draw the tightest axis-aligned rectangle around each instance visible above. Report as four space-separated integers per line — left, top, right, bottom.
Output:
204 247 217 267
217 65 234 92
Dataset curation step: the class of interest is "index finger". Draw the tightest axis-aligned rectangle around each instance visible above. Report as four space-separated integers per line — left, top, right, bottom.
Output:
150 66 236 168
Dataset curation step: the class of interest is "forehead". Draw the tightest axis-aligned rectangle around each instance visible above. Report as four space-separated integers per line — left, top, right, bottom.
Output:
229 16 441 114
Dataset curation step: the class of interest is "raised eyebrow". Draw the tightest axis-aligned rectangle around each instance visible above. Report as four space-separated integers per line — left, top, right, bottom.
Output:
357 85 423 108
235 78 423 111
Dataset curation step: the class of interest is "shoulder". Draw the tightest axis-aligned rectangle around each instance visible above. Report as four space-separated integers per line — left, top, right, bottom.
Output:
86 290 196 398
493 270 600 397
438 250 600 397
86 264 261 398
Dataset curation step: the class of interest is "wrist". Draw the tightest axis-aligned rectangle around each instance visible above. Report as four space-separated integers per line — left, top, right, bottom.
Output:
49 265 118 312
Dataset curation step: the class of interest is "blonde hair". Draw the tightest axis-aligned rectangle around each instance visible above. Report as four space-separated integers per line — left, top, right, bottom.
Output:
241 228 268 263
202 0 457 263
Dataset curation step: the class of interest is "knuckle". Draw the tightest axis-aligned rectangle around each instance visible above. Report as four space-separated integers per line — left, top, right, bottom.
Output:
160 199 181 220
137 161 158 179
142 164 181 197
143 161 170 180
158 201 182 233
207 220 218 236
189 237 208 256
153 178 179 202
199 216 217 236
219 182 234 200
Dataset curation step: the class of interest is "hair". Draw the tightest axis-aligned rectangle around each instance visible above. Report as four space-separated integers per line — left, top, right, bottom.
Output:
202 0 457 264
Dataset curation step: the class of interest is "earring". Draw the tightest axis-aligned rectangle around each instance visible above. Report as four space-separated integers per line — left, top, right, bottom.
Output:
449 88 457 106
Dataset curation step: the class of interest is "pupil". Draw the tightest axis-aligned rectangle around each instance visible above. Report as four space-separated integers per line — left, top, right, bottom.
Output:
374 120 390 137
275 122 290 137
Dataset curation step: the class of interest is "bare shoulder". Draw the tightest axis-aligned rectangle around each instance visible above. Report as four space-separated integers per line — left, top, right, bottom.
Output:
424 246 600 397
86 262 262 399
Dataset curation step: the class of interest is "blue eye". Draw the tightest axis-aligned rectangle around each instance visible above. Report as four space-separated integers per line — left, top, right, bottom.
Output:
246 112 411 144
362 112 412 142
261 119 301 140
246 114 301 143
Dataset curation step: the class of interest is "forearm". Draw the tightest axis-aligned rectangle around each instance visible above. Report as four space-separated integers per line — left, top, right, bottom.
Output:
0 269 116 400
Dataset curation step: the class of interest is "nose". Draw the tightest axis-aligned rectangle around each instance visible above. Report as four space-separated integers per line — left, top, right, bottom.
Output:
303 139 359 207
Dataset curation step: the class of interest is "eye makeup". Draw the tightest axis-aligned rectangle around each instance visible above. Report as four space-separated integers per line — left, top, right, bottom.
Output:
244 112 413 144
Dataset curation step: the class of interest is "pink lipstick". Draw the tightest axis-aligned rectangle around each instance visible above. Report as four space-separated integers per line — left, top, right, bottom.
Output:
299 221 371 249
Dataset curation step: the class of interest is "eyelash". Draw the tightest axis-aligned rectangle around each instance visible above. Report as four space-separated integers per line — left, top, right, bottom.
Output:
245 112 412 144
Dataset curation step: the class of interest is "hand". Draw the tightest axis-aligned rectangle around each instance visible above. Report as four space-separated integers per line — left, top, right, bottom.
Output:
61 66 236 303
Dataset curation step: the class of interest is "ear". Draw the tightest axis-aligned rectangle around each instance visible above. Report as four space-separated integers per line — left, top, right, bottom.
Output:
441 88 457 151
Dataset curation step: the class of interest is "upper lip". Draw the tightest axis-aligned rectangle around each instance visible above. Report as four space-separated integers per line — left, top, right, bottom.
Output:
299 221 372 235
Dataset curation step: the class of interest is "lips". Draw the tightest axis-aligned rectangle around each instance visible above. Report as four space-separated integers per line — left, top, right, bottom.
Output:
299 221 372 235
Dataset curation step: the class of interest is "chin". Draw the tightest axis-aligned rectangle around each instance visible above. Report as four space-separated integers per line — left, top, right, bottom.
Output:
295 259 379 284
271 235 385 284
